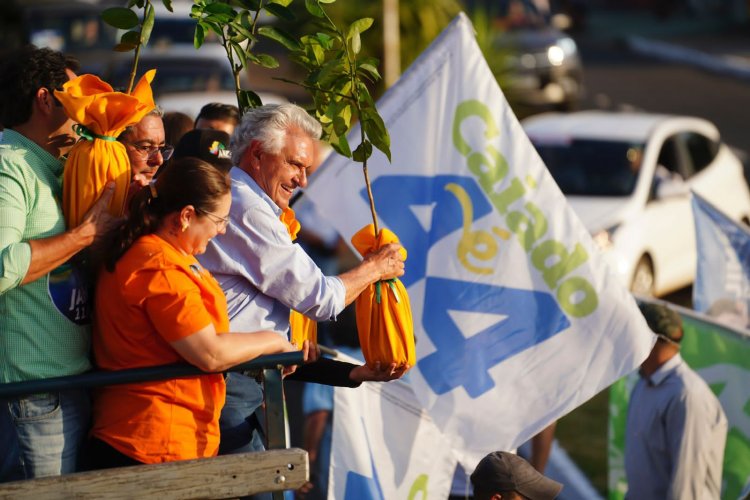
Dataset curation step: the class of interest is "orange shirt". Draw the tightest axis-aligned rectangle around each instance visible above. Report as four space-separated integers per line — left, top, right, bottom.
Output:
92 233 229 464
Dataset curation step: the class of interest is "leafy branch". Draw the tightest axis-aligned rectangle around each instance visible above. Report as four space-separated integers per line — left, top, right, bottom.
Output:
190 0 302 115
101 0 168 93
289 0 391 234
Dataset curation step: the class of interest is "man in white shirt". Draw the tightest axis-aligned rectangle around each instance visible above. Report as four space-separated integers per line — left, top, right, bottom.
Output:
625 302 727 500
199 104 407 465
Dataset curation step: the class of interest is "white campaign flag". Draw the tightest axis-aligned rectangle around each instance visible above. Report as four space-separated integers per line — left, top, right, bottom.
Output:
692 193 750 331
328 377 456 500
307 12 653 474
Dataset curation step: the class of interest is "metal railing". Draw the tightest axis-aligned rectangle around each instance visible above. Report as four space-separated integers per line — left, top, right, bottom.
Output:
0 352 305 500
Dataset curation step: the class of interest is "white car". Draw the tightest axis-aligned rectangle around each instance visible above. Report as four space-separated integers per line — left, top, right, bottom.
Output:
523 111 750 296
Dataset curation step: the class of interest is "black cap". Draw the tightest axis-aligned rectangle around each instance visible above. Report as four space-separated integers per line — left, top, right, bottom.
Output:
174 129 233 172
470 452 563 500
639 302 683 343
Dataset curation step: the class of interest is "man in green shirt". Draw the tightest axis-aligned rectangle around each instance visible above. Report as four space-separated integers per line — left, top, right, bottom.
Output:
0 45 116 482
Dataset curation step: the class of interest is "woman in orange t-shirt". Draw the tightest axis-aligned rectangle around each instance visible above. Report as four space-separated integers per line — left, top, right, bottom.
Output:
88 158 304 467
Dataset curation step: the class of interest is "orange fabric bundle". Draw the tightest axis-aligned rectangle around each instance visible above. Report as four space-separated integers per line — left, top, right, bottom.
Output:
55 71 156 227
280 207 317 347
351 224 415 368
289 309 317 348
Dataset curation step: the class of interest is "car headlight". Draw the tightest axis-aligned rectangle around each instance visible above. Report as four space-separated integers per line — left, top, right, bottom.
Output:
547 38 578 66
592 225 619 250
547 45 565 66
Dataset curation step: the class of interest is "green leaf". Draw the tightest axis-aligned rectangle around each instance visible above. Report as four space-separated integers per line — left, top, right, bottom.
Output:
140 3 156 46
307 42 325 66
356 82 375 108
329 131 352 158
347 18 373 40
205 19 227 39
205 12 233 25
194 22 206 48
229 22 253 41
314 32 335 50
363 115 391 162
114 42 137 52
314 58 346 87
238 89 263 112
255 53 279 69
257 26 300 51
230 41 248 69
304 0 325 18
237 0 262 9
205 2 235 15
318 0 336 3
264 3 295 21
230 19 254 38
269 0 293 6
349 30 361 55
352 140 373 163
121 30 141 46
357 63 381 82
101 7 139 30
325 100 352 136
161 0 173 12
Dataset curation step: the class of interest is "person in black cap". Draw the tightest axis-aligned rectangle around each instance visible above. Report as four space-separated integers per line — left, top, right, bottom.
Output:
624 302 727 500
173 128 233 173
194 102 240 136
470 451 562 500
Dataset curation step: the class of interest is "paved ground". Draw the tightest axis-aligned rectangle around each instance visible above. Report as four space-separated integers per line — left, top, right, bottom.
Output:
581 7 750 81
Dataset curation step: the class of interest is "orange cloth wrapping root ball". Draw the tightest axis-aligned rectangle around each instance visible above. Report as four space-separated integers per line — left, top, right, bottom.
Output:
55 71 156 227
351 224 415 368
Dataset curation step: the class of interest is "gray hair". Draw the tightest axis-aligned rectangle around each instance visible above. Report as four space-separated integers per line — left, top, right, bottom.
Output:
118 106 164 140
230 103 322 163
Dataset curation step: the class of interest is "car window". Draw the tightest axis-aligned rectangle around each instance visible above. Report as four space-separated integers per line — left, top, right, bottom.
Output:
680 132 718 176
656 136 682 177
532 139 644 196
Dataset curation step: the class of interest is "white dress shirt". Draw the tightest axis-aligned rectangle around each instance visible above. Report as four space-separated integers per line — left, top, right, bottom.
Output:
625 353 727 500
199 167 346 335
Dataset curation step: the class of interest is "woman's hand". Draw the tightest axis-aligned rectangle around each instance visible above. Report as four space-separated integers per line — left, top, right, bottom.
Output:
349 361 410 383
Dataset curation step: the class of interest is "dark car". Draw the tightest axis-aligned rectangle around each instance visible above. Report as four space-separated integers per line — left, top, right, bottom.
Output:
492 20 584 115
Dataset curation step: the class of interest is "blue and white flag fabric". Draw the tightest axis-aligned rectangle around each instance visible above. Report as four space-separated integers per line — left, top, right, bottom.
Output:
307 12 654 478
328 374 457 500
692 193 750 331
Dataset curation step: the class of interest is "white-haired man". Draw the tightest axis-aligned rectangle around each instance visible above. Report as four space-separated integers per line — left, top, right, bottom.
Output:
199 104 407 465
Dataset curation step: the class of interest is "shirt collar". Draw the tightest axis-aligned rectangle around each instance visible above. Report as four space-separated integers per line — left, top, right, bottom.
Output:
648 353 683 386
3 129 63 176
231 166 282 217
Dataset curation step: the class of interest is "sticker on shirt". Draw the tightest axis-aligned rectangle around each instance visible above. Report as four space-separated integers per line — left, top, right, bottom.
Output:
47 262 91 325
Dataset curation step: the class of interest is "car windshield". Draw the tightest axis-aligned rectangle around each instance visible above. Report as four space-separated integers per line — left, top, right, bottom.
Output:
532 139 645 196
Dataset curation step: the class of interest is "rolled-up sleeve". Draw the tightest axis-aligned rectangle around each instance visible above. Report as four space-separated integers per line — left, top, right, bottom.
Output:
0 170 31 294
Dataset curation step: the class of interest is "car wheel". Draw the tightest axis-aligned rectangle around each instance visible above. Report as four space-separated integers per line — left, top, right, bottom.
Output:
631 256 655 296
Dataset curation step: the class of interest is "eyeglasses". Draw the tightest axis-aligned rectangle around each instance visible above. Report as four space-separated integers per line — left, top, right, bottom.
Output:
125 142 174 161
199 210 230 231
